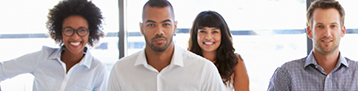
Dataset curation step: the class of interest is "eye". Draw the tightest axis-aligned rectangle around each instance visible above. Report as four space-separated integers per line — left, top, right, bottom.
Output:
147 24 155 27
213 31 219 33
64 28 73 33
198 30 206 33
331 25 337 28
163 23 171 27
78 29 87 33
317 25 324 28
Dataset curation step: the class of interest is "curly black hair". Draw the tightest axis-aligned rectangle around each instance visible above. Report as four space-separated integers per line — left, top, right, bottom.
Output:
188 11 238 85
47 0 104 46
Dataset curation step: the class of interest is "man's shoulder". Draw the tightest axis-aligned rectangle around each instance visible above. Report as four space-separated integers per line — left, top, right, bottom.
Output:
114 50 141 66
177 49 216 71
279 57 306 70
175 46 204 60
346 57 358 68
180 48 211 63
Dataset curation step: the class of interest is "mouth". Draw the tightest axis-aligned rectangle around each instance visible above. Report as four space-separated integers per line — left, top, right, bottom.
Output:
321 39 332 43
70 41 81 46
203 42 214 46
154 38 165 44
321 39 333 45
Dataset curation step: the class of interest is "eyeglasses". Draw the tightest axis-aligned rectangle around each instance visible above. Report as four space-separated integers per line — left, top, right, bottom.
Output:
62 27 89 37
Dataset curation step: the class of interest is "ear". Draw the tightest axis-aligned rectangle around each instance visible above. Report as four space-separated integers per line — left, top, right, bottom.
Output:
307 26 313 39
140 22 144 35
341 25 346 37
173 21 178 34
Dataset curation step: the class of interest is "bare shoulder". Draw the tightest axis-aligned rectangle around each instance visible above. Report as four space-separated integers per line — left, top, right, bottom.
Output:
234 54 245 70
233 54 250 91
234 54 246 71
236 54 244 62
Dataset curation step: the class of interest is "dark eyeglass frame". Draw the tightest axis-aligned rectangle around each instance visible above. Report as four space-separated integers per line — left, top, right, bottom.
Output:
62 27 89 37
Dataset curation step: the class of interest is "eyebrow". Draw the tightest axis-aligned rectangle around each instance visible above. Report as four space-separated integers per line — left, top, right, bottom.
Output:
161 19 171 23
145 19 172 23
315 22 339 25
145 20 156 23
63 26 87 29
330 22 339 25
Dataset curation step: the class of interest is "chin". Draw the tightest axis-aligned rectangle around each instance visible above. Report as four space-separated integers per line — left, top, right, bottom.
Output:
70 49 84 54
203 49 215 52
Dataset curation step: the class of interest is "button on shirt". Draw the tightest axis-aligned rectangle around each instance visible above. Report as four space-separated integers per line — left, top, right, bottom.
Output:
108 45 226 91
0 46 108 91
268 51 358 91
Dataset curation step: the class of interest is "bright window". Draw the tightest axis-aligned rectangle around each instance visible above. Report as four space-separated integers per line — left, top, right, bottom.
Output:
337 0 358 60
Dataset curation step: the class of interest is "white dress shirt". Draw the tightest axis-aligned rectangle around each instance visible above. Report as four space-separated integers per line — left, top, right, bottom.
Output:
0 46 108 91
108 45 226 91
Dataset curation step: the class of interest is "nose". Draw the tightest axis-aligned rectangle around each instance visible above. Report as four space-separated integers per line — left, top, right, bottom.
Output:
205 33 213 40
323 26 332 37
155 26 164 35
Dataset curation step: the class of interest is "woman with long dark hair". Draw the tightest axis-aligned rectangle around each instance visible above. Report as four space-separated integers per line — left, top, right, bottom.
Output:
188 11 249 91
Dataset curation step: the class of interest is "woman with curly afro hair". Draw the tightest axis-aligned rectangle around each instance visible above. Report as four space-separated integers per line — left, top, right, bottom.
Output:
0 0 108 90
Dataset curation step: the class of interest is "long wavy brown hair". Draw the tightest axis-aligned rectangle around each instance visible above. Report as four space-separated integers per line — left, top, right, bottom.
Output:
188 11 238 84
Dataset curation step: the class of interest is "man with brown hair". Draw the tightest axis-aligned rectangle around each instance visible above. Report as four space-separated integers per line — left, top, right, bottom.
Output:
268 0 358 90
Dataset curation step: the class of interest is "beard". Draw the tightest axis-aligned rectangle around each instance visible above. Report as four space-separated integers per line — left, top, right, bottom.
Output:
144 34 173 52
314 36 340 55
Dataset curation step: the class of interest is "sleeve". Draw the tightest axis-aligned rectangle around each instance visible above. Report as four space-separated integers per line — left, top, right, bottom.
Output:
201 62 226 91
93 64 109 91
267 67 291 91
107 63 121 91
0 51 42 81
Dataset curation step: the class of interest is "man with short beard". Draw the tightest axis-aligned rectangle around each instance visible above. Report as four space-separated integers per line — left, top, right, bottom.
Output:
268 0 358 90
107 0 226 91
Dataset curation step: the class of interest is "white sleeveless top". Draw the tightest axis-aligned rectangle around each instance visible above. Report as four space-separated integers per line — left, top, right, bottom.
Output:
225 77 234 91
226 84 235 91
225 83 234 91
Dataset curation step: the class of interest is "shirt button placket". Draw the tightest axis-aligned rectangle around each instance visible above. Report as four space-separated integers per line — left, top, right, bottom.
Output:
157 73 161 91
324 74 331 90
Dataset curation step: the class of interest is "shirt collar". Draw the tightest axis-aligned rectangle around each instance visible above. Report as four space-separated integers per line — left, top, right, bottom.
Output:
304 51 348 68
134 45 184 67
48 45 92 69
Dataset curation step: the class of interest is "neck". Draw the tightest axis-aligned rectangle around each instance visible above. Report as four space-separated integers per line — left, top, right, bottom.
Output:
61 50 83 63
61 49 84 73
145 43 175 72
202 51 216 63
313 48 340 74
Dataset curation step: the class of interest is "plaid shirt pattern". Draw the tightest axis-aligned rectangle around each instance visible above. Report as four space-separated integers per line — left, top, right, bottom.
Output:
268 52 358 91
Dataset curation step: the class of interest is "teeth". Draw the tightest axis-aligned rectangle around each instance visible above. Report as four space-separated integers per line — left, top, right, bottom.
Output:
71 42 81 46
323 40 331 42
204 42 213 45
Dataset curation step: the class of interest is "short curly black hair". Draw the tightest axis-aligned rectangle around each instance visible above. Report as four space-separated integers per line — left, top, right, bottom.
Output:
47 0 104 46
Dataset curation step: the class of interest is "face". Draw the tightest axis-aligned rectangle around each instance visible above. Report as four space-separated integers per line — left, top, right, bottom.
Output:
140 6 177 52
197 27 221 53
62 15 89 54
307 8 345 55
